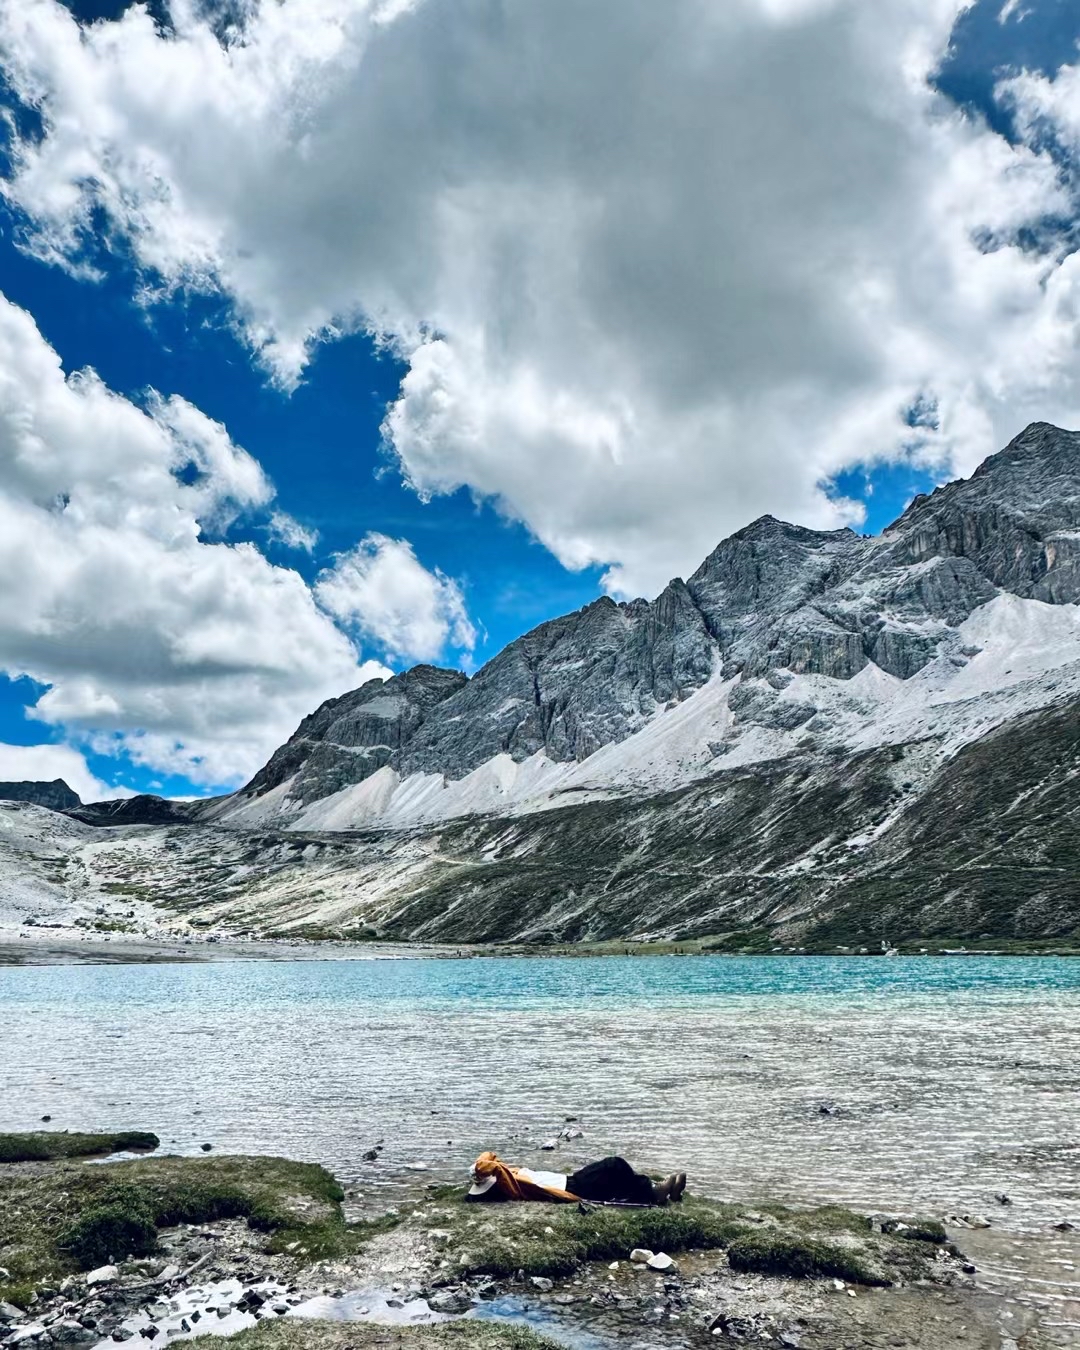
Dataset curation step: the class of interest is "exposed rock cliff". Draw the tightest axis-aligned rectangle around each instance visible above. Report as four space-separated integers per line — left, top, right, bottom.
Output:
217 421 1080 833
0 779 81 811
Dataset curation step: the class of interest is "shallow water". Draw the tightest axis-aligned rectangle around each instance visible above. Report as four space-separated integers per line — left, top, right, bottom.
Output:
4 955 1080 1340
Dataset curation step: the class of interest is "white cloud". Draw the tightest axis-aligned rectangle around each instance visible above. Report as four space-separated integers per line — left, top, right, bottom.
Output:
2 0 1080 595
1001 58 1080 151
315 532 475 664
0 290 400 787
0 741 113 803
267 509 319 552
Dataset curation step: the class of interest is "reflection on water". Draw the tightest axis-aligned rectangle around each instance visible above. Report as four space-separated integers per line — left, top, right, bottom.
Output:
4 955 1079 1341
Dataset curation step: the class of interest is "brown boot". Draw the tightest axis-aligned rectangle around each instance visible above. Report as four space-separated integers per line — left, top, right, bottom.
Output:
651 1174 678 1205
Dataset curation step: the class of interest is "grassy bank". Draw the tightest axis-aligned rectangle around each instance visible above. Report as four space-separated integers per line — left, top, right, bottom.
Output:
418 1185 941 1287
0 1150 391 1303
0 1131 160 1163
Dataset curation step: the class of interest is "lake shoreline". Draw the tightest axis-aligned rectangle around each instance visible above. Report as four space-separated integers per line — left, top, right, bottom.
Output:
4 932 1079 967
0 1137 1020 1350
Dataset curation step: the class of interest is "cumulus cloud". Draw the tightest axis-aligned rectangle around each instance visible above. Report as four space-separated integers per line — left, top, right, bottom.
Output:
2 0 1080 595
0 741 115 802
267 509 319 552
0 290 402 787
1002 56 1080 150
315 533 475 664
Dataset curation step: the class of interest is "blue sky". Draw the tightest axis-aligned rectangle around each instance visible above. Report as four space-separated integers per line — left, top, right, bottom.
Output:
1 0 1079 800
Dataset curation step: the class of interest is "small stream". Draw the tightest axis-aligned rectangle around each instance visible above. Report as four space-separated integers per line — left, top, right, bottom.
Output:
90 1279 610 1350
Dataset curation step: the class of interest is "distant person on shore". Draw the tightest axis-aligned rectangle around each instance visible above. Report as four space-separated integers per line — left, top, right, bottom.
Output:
467 1151 686 1206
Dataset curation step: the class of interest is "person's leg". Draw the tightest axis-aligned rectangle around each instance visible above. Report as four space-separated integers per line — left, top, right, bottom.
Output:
566 1157 657 1205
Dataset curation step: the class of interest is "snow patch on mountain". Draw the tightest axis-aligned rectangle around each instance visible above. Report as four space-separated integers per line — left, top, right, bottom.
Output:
238 593 1080 833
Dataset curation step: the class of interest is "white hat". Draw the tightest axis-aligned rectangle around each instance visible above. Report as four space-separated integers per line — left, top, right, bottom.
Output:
468 1174 496 1197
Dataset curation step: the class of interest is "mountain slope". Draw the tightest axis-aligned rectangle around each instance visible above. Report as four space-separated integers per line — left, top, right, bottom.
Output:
9 421 1080 951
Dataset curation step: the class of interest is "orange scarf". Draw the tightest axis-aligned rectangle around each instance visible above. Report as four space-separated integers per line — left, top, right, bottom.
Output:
471 1151 580 1203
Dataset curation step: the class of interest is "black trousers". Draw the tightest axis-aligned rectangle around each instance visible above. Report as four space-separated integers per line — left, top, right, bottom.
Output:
566 1156 655 1205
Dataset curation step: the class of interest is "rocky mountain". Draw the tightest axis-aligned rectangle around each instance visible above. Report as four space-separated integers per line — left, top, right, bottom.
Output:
212 420 1080 838
7 421 1080 952
0 779 81 811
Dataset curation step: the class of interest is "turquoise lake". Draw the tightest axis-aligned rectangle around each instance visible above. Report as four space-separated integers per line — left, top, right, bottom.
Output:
3 955 1079 1229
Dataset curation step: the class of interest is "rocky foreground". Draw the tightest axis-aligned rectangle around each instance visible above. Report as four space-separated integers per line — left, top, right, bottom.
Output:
0 1131 1030 1350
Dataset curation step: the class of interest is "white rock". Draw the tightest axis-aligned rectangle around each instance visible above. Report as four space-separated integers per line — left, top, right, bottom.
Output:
608 1261 619 1270
646 1252 675 1271
540 1139 558 1151
85 1265 118 1287
832 1279 846 1291
8 1324 47 1344
404 1162 429 1172
630 1248 654 1264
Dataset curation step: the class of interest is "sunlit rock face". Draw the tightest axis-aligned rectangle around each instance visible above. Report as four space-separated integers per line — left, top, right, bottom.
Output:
226 421 1080 820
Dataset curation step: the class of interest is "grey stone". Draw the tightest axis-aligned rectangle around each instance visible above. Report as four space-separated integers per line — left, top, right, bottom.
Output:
84 1267 118 1288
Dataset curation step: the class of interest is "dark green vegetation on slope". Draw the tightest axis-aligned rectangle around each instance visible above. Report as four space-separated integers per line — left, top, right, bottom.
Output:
365 699 1080 949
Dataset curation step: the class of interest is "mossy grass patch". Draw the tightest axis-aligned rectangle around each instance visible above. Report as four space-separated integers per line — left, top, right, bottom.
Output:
0 1131 160 1163
417 1187 942 1287
186 1321 563 1350
453 1195 746 1279
0 1153 382 1284
727 1232 886 1284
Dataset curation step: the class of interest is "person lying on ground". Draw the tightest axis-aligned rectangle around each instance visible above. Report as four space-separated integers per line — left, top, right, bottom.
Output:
467 1151 687 1206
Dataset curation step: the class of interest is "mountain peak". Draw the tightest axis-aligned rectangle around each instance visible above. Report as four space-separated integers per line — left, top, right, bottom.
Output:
0 779 82 811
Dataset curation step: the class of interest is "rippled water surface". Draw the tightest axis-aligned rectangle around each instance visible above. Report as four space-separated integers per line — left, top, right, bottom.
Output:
3 954 1079 1228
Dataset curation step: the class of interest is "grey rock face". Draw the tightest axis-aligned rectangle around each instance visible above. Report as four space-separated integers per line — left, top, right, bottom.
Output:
400 580 714 777
242 665 468 806
880 423 1080 600
0 779 81 811
234 421 1080 806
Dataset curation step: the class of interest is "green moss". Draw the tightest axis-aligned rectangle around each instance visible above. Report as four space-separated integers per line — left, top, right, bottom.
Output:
887 1218 947 1244
760 1203 871 1236
0 1154 366 1280
58 1201 158 1269
727 1232 887 1285
0 1131 160 1163
0 1283 36 1310
449 1197 746 1280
